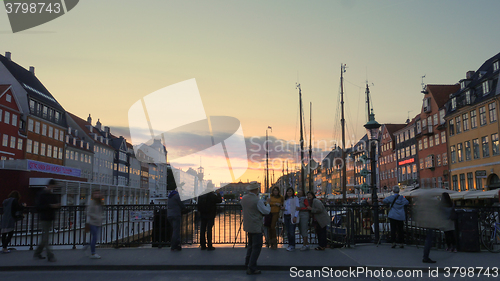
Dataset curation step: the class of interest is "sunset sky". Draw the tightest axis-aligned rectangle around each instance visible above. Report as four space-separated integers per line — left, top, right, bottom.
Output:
1 0 500 186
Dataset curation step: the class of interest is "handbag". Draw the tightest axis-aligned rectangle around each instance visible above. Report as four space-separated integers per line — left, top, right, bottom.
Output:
85 223 90 233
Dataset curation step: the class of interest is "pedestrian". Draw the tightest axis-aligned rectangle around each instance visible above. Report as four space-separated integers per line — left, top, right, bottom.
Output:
296 189 310 251
34 179 60 262
167 188 186 251
283 187 299 251
197 191 222 250
382 186 409 249
1 190 26 253
413 191 441 263
441 192 457 253
267 186 283 249
240 181 270 275
86 190 103 259
306 191 329 250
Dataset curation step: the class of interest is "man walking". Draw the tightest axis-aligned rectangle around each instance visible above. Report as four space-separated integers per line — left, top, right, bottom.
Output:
34 179 60 262
240 181 270 275
198 191 222 250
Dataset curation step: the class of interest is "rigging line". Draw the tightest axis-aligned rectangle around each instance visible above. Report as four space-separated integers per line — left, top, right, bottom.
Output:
344 79 364 89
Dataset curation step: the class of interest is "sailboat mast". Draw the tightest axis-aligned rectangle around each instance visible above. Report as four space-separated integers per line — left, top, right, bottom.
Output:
309 102 313 193
341 64 347 202
366 83 371 122
297 83 305 193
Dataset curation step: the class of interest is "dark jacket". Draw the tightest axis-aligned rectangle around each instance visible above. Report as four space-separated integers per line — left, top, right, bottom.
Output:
36 189 59 221
1 198 24 231
167 190 186 217
198 192 222 219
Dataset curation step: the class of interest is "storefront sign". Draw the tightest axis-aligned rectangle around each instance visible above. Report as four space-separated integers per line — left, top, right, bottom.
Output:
398 158 415 166
475 170 487 178
27 160 81 177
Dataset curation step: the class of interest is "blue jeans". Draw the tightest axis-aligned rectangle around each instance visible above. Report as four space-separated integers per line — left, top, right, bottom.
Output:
423 229 434 260
284 215 296 247
90 225 100 254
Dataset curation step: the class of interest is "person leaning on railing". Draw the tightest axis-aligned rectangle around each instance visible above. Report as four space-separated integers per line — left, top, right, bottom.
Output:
382 186 409 249
306 191 329 251
1 190 26 254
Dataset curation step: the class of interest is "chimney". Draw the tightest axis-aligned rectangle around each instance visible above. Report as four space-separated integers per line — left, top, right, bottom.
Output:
5 52 11 61
96 119 102 131
466 71 475 79
29 66 35 75
104 126 110 135
87 114 92 124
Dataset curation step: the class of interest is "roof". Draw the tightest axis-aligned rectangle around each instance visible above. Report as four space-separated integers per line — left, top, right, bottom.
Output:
0 54 64 112
383 124 406 136
426 84 460 109
66 112 114 149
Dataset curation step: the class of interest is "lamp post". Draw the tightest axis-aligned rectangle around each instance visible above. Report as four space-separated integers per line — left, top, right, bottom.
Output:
266 126 272 193
364 111 381 243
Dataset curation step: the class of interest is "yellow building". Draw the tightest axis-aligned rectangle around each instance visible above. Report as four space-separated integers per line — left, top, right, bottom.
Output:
445 53 500 191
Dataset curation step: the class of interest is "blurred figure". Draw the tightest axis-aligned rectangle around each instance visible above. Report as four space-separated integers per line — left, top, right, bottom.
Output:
167 188 186 251
268 186 283 249
197 191 222 250
1 191 26 253
283 188 299 251
383 186 409 249
296 190 310 251
241 181 270 275
441 192 457 253
87 191 103 259
306 191 329 250
34 179 60 262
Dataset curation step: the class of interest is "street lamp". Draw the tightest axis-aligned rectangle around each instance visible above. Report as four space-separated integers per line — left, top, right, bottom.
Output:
364 111 381 243
266 126 272 193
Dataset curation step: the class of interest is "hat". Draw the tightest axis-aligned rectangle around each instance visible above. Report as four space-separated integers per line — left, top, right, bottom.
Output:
246 181 260 191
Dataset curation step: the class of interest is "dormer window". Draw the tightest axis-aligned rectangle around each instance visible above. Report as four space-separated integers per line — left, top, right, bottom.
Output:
460 81 465 89
451 97 457 111
483 81 490 95
465 90 470 105
494 61 499 72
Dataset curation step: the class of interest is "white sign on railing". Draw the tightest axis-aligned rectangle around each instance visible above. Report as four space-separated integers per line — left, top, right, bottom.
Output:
130 210 154 222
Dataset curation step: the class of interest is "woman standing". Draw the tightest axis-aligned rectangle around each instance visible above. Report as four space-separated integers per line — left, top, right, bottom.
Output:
296 190 310 251
307 191 329 250
268 187 283 249
87 191 103 259
441 192 457 253
283 188 299 251
1 191 25 253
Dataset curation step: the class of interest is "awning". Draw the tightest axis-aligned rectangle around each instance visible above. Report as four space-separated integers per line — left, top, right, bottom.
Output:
449 189 483 200
408 188 457 198
464 189 499 199
29 178 52 188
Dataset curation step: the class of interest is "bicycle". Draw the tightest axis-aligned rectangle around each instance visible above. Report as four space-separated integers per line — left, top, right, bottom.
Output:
481 221 500 253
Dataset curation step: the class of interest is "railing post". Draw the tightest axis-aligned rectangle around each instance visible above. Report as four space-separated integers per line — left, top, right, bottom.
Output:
72 206 77 249
29 209 35 250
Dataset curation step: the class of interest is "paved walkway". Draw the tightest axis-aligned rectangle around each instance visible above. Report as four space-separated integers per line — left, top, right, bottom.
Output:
0 243 498 272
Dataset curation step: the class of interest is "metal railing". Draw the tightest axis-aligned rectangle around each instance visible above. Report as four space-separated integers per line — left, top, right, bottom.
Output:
1 204 498 249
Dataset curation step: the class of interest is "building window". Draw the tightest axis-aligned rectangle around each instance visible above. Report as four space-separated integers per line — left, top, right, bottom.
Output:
40 143 45 156
26 139 32 153
476 176 483 190
489 103 497 123
70 151 74 160
410 129 415 138
471 110 477 129
479 106 487 126
437 154 441 166
443 153 448 165
423 138 428 149
455 116 461 134
2 135 7 146
482 136 490 157
58 148 63 159
66 151 69 159
457 143 463 162
452 175 458 191
59 132 63 142
416 121 421 134
494 61 500 72
10 136 15 148
42 106 48 118
441 131 446 144
422 119 427 131
467 173 474 190
75 152 79 161
411 144 416 155
4 111 10 124
33 141 39 155
405 147 410 158
28 119 34 131
42 124 47 136
449 119 454 136
492 133 499 156
460 174 466 191
433 114 438 126
12 114 17 127
418 140 422 150
451 98 457 111
55 112 60 123
482 81 490 95
465 141 471 161
461 113 469 131
429 136 434 147
425 155 435 169
473 138 480 159
17 138 22 150
419 158 424 170
47 145 52 158
48 126 53 138
54 129 59 140
450 145 456 163
35 122 40 134
29 100 35 113
433 134 439 146
427 116 433 133
465 90 471 105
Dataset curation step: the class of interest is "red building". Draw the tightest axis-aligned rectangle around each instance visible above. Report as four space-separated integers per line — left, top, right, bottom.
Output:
0 85 26 160
378 123 406 192
416 84 460 188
